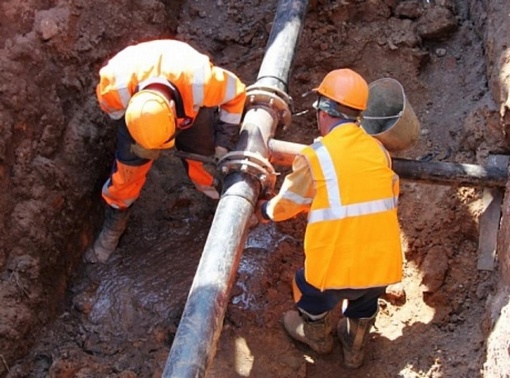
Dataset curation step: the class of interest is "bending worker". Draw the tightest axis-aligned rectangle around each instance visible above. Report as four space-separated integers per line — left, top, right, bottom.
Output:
84 39 246 264
256 69 403 369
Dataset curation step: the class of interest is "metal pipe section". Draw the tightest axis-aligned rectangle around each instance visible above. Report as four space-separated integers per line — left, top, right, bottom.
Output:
162 1 309 377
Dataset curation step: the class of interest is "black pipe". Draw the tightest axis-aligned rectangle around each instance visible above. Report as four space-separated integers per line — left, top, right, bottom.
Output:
256 0 309 92
162 175 259 378
162 1 310 376
266 139 508 188
392 158 508 188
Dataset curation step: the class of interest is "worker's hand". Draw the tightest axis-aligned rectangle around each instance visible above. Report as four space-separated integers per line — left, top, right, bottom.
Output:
255 200 271 224
214 146 229 162
130 143 162 160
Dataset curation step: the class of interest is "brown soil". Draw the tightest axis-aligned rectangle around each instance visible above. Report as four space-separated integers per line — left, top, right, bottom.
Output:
1 1 510 377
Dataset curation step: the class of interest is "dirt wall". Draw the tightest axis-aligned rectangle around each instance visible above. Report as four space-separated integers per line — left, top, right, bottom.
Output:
1 0 510 376
0 0 183 370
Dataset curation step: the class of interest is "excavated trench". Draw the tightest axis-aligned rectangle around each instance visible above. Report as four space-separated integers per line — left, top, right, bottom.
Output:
1 0 510 377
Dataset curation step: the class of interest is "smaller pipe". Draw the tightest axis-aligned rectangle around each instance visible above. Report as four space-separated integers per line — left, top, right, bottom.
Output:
267 139 508 188
392 158 508 188
268 138 305 165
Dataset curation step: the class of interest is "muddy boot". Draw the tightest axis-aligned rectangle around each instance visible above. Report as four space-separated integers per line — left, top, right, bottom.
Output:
337 310 377 369
83 206 130 264
283 310 333 354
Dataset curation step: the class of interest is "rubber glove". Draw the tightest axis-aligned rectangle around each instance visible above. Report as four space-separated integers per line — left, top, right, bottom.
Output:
255 200 271 224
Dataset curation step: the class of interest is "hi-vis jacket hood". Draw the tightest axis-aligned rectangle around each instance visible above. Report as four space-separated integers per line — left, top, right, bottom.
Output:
96 39 246 125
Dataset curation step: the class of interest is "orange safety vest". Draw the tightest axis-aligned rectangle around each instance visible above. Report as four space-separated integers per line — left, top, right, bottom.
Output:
300 123 403 291
96 39 246 125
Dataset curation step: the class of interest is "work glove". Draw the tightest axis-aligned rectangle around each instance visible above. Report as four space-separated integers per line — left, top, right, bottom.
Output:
255 200 271 224
214 146 229 162
130 143 162 160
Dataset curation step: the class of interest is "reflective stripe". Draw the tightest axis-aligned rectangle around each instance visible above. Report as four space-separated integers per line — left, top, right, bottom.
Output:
98 72 132 119
192 66 205 106
392 174 399 207
114 72 132 108
380 144 392 167
107 110 126 120
315 143 340 207
219 111 241 124
219 74 244 123
225 74 236 102
308 141 397 224
281 190 313 206
309 197 397 223
98 96 126 119
102 178 137 208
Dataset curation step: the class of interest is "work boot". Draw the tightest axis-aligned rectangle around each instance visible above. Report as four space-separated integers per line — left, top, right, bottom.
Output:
283 310 333 354
83 206 130 264
337 310 377 369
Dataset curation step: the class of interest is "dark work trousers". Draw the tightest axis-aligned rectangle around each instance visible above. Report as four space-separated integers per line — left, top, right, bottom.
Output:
175 107 216 156
294 268 386 319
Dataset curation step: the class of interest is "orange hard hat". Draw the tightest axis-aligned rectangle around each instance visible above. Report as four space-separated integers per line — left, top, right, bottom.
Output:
313 69 369 111
125 90 176 150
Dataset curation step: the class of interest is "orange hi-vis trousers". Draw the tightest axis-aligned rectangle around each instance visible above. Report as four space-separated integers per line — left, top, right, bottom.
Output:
102 160 153 209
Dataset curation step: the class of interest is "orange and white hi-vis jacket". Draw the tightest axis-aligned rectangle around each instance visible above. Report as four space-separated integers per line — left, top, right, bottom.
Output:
265 123 403 291
96 39 246 125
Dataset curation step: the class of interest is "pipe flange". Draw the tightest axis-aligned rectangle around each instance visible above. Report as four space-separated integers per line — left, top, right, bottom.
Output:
245 85 293 127
217 151 278 195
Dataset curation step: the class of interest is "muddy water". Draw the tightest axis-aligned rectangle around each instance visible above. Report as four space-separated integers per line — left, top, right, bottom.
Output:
76 188 291 348
232 224 296 311
78 223 205 338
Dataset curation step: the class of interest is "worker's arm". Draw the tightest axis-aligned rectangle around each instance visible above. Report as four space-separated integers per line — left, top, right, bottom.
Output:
204 66 247 152
95 63 134 120
258 155 315 222
205 66 246 124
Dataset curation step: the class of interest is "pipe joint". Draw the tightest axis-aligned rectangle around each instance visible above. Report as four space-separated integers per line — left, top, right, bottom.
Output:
218 150 278 197
245 84 293 129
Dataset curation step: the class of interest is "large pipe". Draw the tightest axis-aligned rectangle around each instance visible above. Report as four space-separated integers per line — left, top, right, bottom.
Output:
256 0 308 92
162 0 309 376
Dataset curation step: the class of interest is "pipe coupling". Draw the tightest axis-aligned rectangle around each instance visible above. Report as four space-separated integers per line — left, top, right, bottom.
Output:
217 151 278 196
245 84 293 128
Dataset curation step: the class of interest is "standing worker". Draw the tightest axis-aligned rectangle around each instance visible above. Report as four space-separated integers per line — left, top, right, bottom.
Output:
84 39 247 264
255 69 403 368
